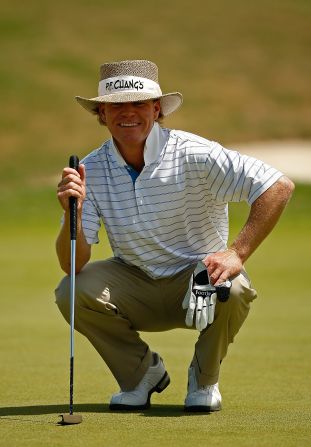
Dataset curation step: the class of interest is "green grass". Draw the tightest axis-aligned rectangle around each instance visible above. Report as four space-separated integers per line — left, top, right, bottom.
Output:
0 184 310 446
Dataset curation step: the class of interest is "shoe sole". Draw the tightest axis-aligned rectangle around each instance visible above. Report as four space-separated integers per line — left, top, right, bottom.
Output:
109 371 170 411
184 403 222 413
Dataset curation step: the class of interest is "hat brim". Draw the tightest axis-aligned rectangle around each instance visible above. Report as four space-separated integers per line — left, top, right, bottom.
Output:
75 92 183 117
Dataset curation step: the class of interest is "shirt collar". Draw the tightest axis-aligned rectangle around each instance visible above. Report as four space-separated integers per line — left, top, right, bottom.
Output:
109 122 167 167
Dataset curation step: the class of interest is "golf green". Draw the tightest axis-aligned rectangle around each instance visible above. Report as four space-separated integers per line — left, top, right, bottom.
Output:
0 184 310 446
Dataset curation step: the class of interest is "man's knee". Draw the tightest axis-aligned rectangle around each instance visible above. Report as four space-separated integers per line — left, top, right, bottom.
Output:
55 275 71 322
55 267 116 322
229 273 257 308
214 273 257 325
218 273 257 339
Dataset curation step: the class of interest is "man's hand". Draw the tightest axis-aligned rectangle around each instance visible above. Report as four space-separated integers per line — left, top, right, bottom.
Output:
57 164 86 212
203 249 243 286
56 163 91 274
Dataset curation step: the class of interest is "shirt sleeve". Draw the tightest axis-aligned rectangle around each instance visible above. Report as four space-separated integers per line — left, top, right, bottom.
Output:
205 143 284 205
81 188 101 244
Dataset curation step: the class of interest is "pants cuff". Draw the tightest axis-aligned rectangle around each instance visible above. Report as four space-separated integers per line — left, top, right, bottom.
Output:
197 371 220 387
119 349 153 391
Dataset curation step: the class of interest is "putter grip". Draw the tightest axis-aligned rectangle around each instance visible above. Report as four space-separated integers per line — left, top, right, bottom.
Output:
69 155 79 240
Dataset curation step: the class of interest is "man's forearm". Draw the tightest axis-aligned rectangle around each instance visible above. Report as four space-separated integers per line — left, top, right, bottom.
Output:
200 176 294 285
56 211 91 274
230 176 295 263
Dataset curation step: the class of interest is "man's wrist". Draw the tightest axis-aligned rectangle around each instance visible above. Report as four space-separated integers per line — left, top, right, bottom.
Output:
227 246 245 263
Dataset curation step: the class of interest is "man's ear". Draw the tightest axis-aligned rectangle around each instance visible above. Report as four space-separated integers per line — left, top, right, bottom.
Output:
98 104 106 123
154 100 161 119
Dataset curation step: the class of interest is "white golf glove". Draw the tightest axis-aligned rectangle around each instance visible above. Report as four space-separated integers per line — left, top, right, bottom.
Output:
182 262 217 331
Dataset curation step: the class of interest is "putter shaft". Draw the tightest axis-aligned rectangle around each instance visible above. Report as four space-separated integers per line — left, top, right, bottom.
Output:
69 239 76 415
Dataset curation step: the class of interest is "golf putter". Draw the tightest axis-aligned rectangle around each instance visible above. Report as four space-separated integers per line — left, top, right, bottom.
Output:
59 155 83 425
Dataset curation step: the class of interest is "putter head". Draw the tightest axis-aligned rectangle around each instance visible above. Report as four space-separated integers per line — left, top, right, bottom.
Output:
58 414 83 425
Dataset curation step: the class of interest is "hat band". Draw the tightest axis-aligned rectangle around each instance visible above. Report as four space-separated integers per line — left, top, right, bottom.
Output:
98 76 162 97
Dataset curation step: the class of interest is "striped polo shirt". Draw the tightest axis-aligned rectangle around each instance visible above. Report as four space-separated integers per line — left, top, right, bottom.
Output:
81 123 283 279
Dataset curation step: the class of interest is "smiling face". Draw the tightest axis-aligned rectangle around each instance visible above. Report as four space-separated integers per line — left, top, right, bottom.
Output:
98 100 161 153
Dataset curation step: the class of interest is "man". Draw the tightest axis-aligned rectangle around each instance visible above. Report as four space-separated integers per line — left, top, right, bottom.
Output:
55 59 294 412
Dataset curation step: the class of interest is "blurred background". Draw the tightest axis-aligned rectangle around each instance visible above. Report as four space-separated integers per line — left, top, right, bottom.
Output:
1 0 310 246
0 0 310 444
1 0 310 179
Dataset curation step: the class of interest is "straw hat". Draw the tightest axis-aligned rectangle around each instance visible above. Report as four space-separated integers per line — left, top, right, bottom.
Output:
75 60 183 117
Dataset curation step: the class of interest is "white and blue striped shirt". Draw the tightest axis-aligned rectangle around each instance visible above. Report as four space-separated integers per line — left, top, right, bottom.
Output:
81 123 283 278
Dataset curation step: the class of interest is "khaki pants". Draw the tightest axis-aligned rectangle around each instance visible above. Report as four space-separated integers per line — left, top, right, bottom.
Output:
55 258 257 391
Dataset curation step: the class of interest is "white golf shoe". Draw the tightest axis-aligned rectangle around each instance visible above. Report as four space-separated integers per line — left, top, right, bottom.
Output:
184 366 222 412
109 353 170 410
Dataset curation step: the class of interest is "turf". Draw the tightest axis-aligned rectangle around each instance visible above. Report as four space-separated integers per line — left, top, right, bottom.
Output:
0 184 310 446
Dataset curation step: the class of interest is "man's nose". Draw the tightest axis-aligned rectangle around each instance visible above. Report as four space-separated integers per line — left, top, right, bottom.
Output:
120 103 136 114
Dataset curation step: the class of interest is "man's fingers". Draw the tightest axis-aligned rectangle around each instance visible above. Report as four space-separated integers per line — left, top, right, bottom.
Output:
209 268 230 285
61 167 81 179
57 163 87 212
59 173 82 187
213 270 231 286
58 180 83 193
204 249 243 284
58 188 82 200
57 183 84 202
78 164 86 182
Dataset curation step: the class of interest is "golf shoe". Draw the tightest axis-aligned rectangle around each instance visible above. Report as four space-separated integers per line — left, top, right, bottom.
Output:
184 366 222 412
109 353 170 410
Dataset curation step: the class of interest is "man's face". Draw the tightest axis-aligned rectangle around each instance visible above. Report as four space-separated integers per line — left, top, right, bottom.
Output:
99 100 161 151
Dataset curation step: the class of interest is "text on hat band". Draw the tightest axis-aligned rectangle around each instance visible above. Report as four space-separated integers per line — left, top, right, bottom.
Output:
98 76 162 97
